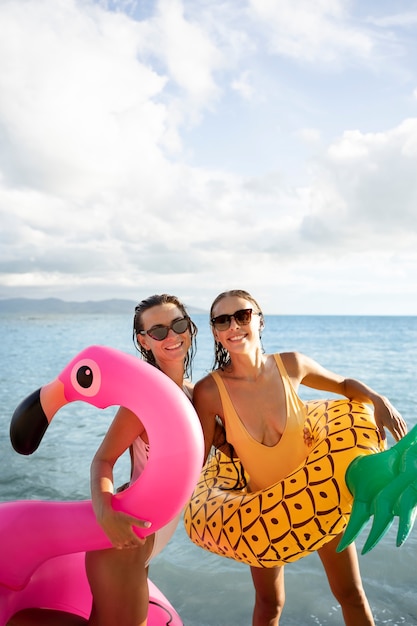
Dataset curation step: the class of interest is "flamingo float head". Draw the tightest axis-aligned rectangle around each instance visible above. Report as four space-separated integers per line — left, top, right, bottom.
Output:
10 345 124 455
11 344 203 457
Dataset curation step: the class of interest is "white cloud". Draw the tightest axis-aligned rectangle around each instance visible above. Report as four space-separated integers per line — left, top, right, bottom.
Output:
131 0 227 126
152 0 222 106
367 10 417 28
231 71 254 100
248 0 374 65
296 128 322 145
0 0 172 198
304 119 417 251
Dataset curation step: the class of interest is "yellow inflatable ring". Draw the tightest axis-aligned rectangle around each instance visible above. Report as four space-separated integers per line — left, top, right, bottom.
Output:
184 399 384 567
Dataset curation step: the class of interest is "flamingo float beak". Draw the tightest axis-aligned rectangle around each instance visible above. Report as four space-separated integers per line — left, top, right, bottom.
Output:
10 378 67 456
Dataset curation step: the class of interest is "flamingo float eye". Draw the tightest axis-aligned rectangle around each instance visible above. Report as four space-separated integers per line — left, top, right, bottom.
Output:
70 359 101 397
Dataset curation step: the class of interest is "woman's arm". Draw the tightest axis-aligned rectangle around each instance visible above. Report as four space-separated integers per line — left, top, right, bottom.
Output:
283 352 407 442
90 406 150 549
192 375 222 462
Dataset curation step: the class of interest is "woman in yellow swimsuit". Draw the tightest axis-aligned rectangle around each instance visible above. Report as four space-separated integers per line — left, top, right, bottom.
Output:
193 289 407 626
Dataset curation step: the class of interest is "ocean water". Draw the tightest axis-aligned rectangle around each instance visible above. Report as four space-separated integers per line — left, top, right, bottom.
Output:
0 312 416 625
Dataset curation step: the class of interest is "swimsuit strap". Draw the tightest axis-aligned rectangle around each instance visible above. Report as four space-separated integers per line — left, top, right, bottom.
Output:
273 353 306 415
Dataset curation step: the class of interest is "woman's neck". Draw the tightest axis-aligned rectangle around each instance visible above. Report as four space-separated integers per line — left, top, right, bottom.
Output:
158 361 185 388
226 349 267 381
159 361 192 400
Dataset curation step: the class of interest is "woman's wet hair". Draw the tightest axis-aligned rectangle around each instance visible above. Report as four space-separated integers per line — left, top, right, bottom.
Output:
133 293 198 379
212 418 248 491
210 289 264 370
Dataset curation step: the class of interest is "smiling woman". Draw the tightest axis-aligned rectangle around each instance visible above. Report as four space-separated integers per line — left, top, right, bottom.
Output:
4 295 203 626
189 288 408 626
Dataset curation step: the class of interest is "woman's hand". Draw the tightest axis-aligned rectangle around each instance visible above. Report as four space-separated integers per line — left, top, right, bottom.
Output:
98 508 152 550
372 395 408 442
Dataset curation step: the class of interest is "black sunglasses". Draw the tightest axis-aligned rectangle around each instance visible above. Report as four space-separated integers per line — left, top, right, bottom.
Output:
211 308 259 331
138 317 190 341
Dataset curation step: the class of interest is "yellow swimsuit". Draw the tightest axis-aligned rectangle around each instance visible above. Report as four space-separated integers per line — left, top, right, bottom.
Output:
211 354 309 490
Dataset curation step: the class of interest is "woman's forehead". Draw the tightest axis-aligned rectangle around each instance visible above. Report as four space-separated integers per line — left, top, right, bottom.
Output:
142 302 182 324
212 295 251 314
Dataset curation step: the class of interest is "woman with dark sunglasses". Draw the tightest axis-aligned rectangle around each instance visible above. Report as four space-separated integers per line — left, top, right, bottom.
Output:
8 294 197 626
192 289 407 626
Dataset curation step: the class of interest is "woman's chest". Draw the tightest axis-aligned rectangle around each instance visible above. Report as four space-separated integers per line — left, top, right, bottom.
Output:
223 377 287 447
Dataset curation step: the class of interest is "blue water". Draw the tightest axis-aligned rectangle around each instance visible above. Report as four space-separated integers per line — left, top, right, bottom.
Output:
0 313 416 625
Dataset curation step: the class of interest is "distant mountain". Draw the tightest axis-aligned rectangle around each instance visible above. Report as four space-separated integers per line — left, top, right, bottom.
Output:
0 298 206 315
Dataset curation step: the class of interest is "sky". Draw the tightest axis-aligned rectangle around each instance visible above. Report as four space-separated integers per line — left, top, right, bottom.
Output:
1 0 417 315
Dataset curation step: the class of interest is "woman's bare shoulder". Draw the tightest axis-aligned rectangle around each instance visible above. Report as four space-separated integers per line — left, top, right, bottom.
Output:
194 372 217 395
279 351 302 369
193 372 222 413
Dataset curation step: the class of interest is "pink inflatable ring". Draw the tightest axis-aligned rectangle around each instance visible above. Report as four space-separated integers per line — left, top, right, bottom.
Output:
0 345 204 625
